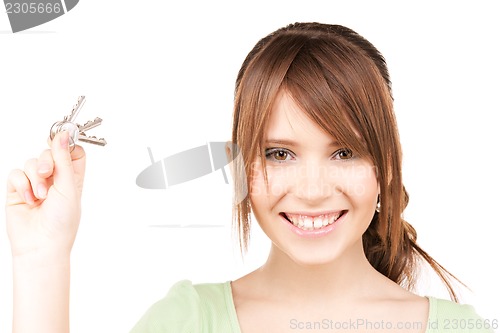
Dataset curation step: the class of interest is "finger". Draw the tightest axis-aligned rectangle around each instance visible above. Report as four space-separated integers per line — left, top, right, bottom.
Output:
6 169 35 206
23 158 50 200
47 134 86 166
37 149 54 179
50 131 85 197
69 144 86 193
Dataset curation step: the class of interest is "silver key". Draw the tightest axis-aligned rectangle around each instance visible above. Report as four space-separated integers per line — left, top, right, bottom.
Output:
78 117 102 133
50 96 107 147
64 95 86 123
78 133 107 146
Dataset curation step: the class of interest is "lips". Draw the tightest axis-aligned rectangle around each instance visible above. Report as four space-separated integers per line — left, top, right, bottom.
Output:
280 211 347 231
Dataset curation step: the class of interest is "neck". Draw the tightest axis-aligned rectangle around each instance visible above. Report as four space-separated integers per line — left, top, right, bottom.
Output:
257 240 380 302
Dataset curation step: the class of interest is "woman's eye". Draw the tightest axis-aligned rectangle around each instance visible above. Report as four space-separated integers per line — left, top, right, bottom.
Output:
265 148 293 162
333 148 353 160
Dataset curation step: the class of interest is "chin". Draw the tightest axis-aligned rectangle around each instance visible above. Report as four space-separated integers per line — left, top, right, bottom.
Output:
275 238 355 268
288 251 345 267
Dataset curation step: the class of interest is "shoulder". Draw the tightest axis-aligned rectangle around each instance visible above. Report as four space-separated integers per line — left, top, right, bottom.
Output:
427 297 494 333
130 280 238 333
129 280 203 333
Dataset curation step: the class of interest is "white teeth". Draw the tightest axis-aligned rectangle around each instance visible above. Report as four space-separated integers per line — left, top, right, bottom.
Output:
329 213 340 225
304 217 313 229
285 212 344 231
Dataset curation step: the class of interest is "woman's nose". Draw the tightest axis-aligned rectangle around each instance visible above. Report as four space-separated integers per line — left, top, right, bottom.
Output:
291 161 336 204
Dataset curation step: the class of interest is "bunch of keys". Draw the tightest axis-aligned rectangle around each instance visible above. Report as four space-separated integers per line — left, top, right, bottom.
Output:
49 96 107 149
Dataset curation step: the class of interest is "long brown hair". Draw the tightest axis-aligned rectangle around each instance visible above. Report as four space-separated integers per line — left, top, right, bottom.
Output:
231 22 462 301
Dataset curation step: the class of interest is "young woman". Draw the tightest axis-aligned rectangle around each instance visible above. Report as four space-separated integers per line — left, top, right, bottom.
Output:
6 23 493 333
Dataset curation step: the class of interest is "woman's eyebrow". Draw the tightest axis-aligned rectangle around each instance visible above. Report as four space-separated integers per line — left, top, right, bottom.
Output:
265 139 340 147
265 139 297 146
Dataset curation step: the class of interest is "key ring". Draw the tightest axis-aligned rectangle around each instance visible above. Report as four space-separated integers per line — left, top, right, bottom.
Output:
49 96 107 150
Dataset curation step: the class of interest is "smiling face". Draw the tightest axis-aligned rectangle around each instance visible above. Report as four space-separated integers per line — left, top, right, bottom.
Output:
249 91 379 266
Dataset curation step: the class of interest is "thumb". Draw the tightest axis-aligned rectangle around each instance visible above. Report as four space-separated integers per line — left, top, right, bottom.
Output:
50 131 77 196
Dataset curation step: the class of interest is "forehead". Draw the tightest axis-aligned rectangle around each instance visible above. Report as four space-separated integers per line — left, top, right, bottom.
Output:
265 91 337 146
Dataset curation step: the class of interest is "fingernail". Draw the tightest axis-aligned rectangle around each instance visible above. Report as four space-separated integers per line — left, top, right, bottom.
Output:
38 163 50 174
37 183 47 199
60 131 69 150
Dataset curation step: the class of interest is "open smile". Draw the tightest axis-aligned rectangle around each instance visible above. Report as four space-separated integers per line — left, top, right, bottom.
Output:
280 211 348 231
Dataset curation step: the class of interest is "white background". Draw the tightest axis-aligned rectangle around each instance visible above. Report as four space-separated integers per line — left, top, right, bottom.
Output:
0 1 499 332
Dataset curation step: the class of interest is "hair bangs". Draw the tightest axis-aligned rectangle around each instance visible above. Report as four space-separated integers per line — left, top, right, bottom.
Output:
281 39 373 161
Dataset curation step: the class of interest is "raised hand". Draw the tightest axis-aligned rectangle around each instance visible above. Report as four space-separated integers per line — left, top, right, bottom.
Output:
5 131 86 333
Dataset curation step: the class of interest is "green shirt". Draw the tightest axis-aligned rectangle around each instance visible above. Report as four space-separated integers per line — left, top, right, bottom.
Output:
130 280 494 333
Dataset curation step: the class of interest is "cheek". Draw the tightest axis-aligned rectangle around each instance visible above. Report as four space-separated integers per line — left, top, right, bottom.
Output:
337 163 378 205
249 161 266 201
249 162 288 201
248 161 274 215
